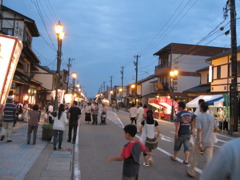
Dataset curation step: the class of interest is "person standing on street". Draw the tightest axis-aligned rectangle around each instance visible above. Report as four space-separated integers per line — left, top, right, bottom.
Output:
27 104 41 145
23 101 29 122
0 96 16 142
68 101 81 144
129 103 137 125
106 124 146 180
92 102 99 125
136 102 144 132
84 102 92 124
171 101 194 164
53 104 68 150
143 104 148 120
200 138 240 180
186 102 219 178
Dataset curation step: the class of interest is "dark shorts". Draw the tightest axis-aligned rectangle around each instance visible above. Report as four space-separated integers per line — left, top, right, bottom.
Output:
174 134 190 152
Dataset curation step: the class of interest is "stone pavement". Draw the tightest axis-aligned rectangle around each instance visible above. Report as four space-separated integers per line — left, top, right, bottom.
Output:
0 118 74 180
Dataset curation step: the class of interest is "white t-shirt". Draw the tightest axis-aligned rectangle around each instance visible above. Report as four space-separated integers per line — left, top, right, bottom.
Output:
137 107 144 120
129 107 137 118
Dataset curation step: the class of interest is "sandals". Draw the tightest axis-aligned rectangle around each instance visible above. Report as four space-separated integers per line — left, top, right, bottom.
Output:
171 157 177 161
183 161 189 165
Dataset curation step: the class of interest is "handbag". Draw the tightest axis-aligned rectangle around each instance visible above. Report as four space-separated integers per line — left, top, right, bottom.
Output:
145 136 158 149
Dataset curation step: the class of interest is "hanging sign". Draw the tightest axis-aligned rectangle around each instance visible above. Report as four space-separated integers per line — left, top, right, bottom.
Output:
0 35 23 105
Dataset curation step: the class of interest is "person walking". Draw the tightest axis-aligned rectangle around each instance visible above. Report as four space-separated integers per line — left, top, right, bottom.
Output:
100 103 108 124
92 102 99 125
200 138 240 180
129 103 137 125
106 124 146 180
171 101 194 164
52 104 68 150
186 102 219 178
27 104 41 145
0 96 16 142
84 102 92 124
143 104 148 120
140 109 160 166
23 101 29 122
68 101 81 144
136 103 144 132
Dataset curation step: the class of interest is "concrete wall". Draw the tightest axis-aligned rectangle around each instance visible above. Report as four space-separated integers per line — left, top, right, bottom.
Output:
141 77 158 96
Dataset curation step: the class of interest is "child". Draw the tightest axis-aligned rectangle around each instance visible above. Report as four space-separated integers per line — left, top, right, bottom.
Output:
106 124 146 180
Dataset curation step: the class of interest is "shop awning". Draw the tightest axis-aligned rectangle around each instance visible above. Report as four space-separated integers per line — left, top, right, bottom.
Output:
186 94 224 108
148 97 178 109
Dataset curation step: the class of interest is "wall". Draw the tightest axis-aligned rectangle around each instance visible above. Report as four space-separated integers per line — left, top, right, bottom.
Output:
34 67 53 90
141 77 158 96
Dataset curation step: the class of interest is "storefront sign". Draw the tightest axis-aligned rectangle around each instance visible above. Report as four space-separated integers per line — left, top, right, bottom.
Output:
0 35 23 105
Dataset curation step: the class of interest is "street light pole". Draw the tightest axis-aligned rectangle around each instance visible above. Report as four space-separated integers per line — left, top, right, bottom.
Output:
54 21 65 110
72 72 77 101
170 69 179 121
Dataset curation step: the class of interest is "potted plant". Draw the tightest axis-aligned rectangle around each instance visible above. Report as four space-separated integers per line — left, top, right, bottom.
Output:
42 123 53 141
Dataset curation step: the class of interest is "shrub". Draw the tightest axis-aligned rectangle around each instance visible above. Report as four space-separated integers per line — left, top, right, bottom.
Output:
42 123 53 130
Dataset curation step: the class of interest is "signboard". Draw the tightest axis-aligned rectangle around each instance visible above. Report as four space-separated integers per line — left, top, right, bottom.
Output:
51 89 66 104
0 35 23 105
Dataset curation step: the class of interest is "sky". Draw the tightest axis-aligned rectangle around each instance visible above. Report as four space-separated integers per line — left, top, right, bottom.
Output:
4 0 240 98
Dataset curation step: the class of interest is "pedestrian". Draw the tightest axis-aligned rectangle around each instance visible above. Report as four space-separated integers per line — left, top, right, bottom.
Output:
27 104 41 145
52 104 68 150
143 104 148 120
0 96 16 142
46 102 54 124
186 102 219 177
200 138 240 180
23 101 29 122
171 101 194 164
106 124 147 180
67 101 81 144
136 103 144 132
84 102 92 124
129 103 137 125
92 102 99 125
100 103 108 124
140 110 160 166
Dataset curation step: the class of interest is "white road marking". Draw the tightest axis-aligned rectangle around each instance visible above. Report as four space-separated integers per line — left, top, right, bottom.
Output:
73 121 81 180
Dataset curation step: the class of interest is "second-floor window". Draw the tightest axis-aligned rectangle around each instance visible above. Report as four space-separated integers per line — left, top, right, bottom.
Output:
217 66 221 79
2 28 13 36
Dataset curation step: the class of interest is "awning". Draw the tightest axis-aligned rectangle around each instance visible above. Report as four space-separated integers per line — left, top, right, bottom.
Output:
148 97 178 109
186 94 224 108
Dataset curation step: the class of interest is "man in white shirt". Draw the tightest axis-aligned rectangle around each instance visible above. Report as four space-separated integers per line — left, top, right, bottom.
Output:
129 103 137 125
136 103 144 132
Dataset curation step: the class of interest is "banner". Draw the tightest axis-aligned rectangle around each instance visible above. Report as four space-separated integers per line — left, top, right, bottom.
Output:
0 35 23 105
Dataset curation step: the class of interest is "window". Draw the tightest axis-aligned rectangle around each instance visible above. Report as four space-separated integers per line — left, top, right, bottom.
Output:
1 28 13 36
217 66 221 79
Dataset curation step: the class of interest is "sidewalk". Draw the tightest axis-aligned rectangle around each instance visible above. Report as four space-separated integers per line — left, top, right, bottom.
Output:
0 116 74 180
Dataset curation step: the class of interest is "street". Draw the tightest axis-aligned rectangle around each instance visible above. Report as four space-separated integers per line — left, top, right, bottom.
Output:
76 108 235 180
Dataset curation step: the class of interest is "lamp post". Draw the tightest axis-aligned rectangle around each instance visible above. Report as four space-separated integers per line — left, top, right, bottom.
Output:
169 69 179 121
54 21 65 110
131 84 136 104
72 72 77 101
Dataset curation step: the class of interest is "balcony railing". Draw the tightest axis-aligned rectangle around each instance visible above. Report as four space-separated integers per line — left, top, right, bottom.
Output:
155 63 169 70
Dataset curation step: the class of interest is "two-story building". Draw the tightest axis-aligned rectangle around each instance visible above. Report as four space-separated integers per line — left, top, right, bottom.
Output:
153 43 229 119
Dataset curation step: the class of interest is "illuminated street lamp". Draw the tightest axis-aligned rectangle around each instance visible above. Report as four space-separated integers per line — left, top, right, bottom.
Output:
169 69 179 121
72 72 77 98
131 84 136 104
54 21 65 110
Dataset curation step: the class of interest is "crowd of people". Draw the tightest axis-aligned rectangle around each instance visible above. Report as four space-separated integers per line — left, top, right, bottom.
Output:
0 96 239 179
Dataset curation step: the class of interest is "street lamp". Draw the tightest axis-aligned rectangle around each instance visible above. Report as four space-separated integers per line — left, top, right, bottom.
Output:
54 21 65 110
169 69 179 121
72 72 77 100
131 84 136 104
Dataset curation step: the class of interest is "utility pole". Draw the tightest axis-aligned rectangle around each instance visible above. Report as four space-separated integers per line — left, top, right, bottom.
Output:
134 55 140 104
103 81 106 92
66 58 74 93
229 0 238 133
110 76 113 90
120 66 124 91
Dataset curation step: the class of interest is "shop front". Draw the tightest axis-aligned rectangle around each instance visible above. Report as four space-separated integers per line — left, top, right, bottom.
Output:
148 97 178 120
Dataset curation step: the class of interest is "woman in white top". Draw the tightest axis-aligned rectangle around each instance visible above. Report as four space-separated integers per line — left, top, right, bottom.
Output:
52 104 68 150
140 110 160 166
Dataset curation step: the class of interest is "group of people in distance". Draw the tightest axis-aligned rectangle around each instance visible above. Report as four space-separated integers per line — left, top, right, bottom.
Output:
84 102 108 125
107 99 238 180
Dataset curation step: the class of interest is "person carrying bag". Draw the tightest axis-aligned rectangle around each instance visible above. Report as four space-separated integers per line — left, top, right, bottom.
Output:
140 110 160 166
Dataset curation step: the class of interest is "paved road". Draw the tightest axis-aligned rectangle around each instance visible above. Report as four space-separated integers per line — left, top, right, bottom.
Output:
75 109 235 180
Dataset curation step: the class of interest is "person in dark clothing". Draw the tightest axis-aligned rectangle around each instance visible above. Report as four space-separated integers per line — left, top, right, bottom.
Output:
0 96 16 142
67 101 81 144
